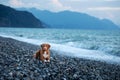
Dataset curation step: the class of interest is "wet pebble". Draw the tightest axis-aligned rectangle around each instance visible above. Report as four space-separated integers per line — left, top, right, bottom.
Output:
0 37 120 80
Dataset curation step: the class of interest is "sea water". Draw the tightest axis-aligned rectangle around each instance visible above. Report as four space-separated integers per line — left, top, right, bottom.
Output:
0 28 120 64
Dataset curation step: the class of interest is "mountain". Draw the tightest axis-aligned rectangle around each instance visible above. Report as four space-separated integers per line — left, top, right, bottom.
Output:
18 8 119 30
0 4 46 28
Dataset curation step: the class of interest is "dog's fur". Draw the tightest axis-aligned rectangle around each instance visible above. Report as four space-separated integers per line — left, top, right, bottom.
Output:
33 43 51 62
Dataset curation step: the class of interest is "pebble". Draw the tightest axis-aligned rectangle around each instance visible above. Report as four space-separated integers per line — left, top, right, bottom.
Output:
0 36 120 80
73 74 78 78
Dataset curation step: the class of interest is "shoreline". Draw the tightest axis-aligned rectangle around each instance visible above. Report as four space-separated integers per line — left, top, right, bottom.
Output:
1 34 120 64
0 36 120 80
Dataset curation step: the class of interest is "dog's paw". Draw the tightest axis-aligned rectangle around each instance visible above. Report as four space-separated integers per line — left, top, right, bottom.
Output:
44 60 50 62
47 60 50 62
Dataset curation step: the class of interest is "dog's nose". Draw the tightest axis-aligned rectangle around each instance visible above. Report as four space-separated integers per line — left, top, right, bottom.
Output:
43 47 47 50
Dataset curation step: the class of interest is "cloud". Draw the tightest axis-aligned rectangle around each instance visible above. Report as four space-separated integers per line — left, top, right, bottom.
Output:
9 0 23 7
103 0 120 1
52 0 63 7
69 0 120 1
88 7 120 11
50 0 72 11
8 0 40 8
7 0 71 11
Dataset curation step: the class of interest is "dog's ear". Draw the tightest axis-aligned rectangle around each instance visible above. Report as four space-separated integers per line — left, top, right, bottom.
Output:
47 44 51 49
41 44 44 48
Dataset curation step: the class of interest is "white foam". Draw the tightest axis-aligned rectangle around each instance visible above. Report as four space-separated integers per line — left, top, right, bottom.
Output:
0 34 120 64
50 43 120 64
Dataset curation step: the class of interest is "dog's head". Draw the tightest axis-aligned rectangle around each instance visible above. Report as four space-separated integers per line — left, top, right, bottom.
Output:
41 43 50 51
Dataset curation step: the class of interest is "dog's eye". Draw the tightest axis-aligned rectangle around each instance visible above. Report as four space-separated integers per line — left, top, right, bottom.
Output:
41 45 43 47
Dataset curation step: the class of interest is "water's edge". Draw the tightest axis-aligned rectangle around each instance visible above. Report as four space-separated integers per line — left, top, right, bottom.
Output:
0 34 120 65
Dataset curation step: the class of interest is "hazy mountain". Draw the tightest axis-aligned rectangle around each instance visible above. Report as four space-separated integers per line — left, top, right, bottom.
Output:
0 4 46 28
17 8 119 30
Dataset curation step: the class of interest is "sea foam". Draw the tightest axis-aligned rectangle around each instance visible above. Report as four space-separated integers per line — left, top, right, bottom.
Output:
0 34 120 64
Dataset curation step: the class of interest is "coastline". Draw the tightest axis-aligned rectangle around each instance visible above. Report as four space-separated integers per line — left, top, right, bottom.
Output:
0 36 120 80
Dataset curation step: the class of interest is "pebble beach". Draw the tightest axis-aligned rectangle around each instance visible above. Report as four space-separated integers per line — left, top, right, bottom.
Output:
0 36 120 80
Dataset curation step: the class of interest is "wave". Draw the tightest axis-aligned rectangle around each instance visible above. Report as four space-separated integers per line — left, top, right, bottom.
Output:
0 34 120 64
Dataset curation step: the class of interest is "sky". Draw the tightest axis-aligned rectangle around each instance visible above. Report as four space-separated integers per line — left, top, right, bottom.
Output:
0 0 120 26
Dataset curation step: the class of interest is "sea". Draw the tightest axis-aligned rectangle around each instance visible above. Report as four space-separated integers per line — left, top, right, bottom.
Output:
0 28 120 64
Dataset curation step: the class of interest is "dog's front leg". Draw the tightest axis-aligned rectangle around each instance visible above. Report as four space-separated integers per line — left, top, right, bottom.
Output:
45 57 50 62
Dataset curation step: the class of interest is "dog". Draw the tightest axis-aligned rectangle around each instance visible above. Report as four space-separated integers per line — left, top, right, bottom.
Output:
33 43 51 62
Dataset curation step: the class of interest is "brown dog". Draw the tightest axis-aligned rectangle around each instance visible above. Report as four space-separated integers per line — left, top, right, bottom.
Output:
33 43 51 62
